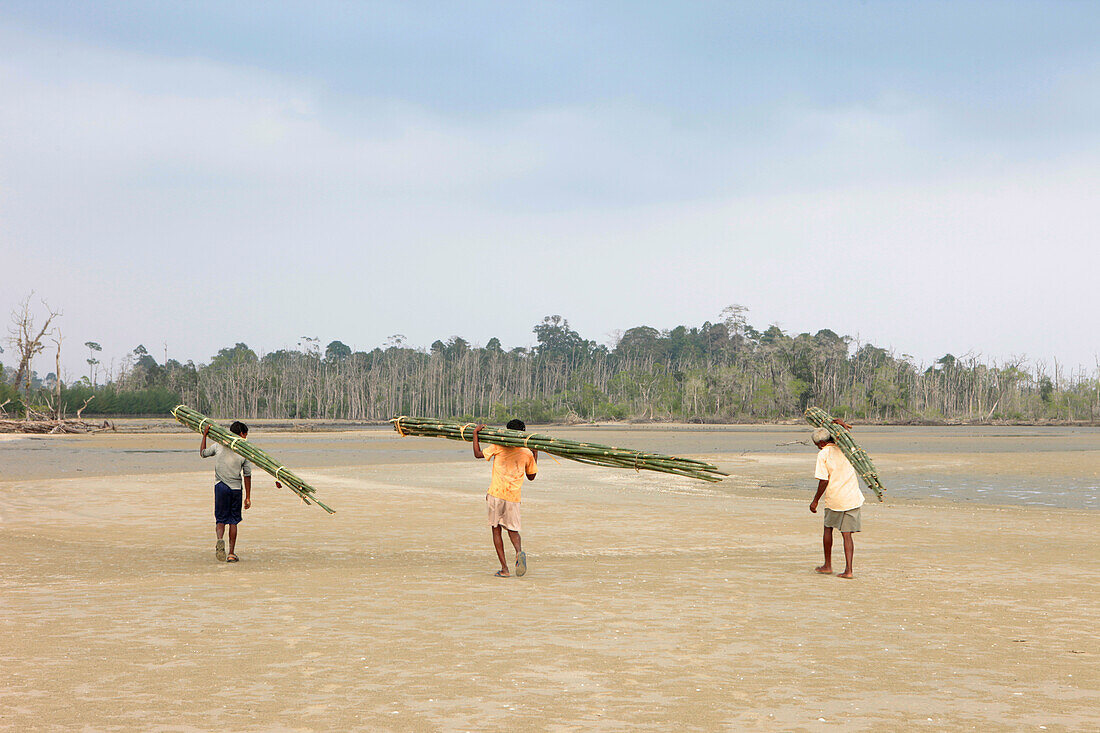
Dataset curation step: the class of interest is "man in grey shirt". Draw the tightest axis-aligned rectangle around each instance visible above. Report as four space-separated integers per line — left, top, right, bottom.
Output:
200 421 252 562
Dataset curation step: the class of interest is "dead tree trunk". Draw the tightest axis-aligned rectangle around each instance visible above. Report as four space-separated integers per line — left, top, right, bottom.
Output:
54 333 63 419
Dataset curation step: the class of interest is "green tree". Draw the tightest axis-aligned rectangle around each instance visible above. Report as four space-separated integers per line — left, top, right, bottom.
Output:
534 315 590 357
84 341 102 384
325 340 351 361
445 336 469 355
1039 376 1054 404
615 326 661 356
210 343 258 369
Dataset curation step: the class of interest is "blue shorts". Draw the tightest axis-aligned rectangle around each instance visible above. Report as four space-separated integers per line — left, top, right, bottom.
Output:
214 482 243 525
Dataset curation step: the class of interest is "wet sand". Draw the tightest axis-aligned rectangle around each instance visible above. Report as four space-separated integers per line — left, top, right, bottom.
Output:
1 428 1098 730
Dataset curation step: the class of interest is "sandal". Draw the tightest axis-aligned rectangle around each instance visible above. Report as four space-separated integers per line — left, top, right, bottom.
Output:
226 553 239 563
215 539 226 562
494 569 509 577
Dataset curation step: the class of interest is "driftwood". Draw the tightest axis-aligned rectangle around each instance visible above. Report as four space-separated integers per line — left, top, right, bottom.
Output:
0 418 115 434
0 400 114 434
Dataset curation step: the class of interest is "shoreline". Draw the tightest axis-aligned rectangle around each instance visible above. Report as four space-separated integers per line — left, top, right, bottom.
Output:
6 416 1100 434
4 458 1096 516
3 426 1098 511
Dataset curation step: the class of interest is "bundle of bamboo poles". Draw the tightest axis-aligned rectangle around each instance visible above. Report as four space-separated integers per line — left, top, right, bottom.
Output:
171 405 335 514
804 406 885 501
391 416 728 482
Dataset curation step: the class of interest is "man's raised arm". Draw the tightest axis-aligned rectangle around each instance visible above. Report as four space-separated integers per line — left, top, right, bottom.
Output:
472 424 485 459
199 425 216 457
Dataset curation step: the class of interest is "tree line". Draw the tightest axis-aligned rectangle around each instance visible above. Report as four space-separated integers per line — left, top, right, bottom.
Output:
4 307 1099 424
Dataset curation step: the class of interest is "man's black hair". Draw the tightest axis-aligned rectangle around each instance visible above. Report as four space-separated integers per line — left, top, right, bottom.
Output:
230 421 248 436
506 418 526 431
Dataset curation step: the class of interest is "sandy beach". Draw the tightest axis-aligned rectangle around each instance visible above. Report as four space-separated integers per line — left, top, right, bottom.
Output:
1 427 1097 731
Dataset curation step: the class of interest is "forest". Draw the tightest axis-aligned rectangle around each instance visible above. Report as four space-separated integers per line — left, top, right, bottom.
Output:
4 308 1098 424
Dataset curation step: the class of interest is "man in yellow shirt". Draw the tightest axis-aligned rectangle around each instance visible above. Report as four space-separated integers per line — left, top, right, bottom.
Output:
809 425 865 579
473 420 538 577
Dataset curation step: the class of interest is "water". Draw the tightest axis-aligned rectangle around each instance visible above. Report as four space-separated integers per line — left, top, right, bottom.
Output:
899 474 1099 510
2 424 1098 510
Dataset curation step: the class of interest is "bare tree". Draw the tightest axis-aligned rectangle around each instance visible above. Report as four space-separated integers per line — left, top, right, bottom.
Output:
7 294 60 397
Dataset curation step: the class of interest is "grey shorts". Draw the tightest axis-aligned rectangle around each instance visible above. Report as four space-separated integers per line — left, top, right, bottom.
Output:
486 494 521 532
824 507 862 533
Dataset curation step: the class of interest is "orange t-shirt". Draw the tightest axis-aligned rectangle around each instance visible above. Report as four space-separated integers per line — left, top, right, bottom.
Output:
484 444 537 503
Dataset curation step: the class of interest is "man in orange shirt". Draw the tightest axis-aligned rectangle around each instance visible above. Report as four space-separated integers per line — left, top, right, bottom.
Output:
473 420 538 577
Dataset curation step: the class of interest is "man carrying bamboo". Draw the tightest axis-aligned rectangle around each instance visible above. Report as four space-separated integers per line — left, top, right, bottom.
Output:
473 420 537 577
809 423 864 578
200 421 252 563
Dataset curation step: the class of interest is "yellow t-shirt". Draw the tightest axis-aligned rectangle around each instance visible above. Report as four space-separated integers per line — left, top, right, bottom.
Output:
814 444 865 511
484 444 537 503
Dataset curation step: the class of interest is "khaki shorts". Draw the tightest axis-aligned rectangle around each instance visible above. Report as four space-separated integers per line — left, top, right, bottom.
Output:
486 494 521 532
824 507 862 533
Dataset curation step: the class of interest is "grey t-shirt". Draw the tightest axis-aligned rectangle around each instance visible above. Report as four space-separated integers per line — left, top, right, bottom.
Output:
200 442 252 489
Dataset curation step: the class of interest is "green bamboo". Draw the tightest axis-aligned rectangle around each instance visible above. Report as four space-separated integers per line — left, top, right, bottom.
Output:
171 405 335 514
391 416 728 482
804 406 885 501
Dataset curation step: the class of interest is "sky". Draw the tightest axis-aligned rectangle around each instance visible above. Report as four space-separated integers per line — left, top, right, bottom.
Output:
2 1 1098 381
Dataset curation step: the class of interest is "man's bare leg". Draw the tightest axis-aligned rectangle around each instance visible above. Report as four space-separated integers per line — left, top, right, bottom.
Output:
215 523 227 561
228 524 238 556
508 529 526 576
492 525 509 575
838 531 854 578
816 526 833 573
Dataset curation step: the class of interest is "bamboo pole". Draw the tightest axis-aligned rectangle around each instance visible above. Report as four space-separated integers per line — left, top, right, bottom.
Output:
171 405 335 514
391 416 728 482
804 406 885 501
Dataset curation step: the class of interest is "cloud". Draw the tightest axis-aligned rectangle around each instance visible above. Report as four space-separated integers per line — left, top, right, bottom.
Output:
1 22 1098 381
